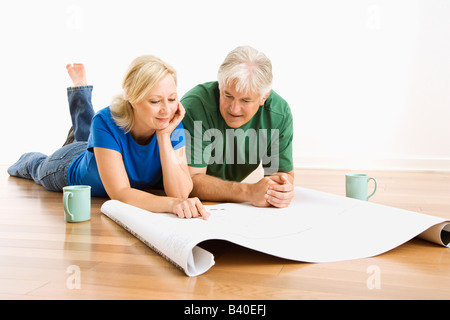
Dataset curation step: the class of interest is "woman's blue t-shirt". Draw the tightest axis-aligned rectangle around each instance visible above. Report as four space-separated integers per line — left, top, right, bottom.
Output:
67 107 186 197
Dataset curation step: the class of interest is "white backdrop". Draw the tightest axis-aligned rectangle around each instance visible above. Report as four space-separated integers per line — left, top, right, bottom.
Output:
2 0 450 171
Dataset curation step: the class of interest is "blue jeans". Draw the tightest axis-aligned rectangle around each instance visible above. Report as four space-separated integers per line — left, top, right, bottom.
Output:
8 86 95 192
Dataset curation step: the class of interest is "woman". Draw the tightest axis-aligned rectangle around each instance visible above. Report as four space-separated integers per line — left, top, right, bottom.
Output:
8 55 209 220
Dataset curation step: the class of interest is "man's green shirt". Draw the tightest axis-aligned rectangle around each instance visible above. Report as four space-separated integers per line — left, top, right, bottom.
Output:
181 81 293 182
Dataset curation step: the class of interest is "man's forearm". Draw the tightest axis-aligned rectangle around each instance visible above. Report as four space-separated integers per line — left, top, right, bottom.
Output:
190 174 251 203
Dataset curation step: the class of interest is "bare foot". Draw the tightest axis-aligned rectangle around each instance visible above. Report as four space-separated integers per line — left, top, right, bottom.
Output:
66 63 87 87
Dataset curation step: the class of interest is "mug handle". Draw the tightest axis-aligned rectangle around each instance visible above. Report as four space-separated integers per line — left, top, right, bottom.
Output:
63 191 74 220
367 177 378 200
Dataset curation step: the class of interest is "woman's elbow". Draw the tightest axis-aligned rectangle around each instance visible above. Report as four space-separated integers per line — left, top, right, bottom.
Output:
170 188 192 199
167 183 193 199
105 187 132 203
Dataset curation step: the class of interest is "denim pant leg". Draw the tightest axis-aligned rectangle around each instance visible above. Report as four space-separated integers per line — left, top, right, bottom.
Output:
38 142 88 192
8 142 87 192
67 86 95 142
7 152 48 185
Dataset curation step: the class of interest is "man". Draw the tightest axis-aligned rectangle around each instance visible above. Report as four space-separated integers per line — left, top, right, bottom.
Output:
181 46 294 208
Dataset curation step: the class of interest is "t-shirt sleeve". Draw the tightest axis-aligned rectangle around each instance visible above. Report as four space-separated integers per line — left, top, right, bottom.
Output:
278 110 294 172
263 107 294 175
88 113 122 153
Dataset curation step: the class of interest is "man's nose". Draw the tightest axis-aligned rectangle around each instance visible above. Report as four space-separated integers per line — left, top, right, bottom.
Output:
230 100 241 113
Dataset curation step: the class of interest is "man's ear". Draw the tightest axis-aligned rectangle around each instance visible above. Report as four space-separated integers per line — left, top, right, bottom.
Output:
260 90 271 105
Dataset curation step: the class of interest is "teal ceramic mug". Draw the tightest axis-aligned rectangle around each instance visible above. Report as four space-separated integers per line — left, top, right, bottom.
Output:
345 174 377 201
63 185 91 222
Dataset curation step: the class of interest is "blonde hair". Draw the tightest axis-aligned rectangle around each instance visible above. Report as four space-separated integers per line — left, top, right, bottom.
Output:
217 46 273 97
110 55 177 133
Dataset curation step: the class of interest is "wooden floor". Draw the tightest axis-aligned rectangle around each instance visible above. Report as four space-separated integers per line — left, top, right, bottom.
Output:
1 164 450 300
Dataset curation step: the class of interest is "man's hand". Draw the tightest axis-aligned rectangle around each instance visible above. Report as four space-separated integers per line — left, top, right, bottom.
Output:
248 177 279 207
248 172 294 208
264 173 295 208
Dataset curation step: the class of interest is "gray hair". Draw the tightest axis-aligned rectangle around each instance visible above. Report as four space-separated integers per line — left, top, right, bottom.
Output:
217 46 273 97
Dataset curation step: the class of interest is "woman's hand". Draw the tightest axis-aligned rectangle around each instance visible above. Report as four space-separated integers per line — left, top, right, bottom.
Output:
171 197 210 220
157 102 186 136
